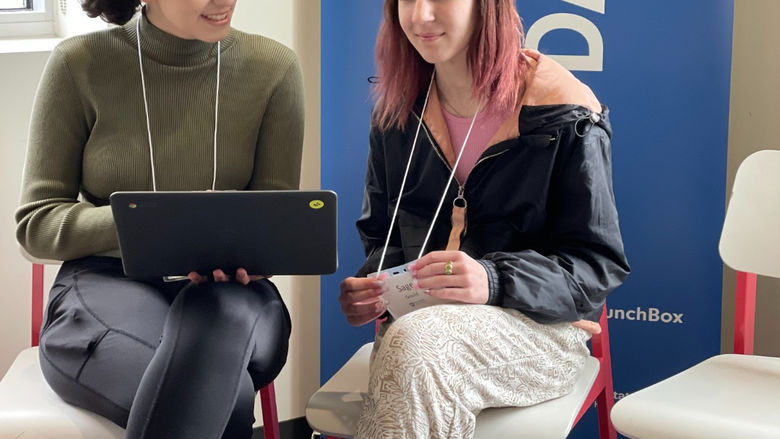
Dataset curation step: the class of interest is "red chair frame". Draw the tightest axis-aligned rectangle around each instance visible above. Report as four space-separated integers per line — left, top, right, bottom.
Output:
574 304 617 439
30 263 281 439
733 271 757 355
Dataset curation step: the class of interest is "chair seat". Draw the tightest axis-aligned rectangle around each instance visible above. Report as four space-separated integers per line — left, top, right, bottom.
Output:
0 347 125 439
306 342 600 439
611 354 780 439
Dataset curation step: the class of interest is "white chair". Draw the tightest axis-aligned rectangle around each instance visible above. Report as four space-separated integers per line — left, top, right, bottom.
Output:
307 305 618 439
0 248 282 439
0 250 124 439
610 149 780 439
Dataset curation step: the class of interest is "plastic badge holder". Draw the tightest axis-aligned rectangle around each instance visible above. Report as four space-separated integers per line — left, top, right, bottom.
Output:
371 262 454 319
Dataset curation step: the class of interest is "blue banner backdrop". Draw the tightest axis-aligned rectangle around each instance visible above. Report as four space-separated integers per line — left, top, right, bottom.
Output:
321 1 734 437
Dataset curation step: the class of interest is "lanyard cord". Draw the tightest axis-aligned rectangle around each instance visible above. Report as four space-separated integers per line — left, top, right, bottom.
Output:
376 70 480 273
376 70 435 273
211 40 221 191
136 17 221 191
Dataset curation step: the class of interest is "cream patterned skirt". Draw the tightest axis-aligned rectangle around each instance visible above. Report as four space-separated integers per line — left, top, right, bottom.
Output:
355 304 590 439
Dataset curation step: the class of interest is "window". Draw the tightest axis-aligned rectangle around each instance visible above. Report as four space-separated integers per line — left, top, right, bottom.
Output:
0 0 56 38
0 0 31 10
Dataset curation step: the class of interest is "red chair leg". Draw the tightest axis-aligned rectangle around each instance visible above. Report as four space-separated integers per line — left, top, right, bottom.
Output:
595 373 617 439
593 306 617 439
575 305 617 438
31 263 45 347
259 382 280 439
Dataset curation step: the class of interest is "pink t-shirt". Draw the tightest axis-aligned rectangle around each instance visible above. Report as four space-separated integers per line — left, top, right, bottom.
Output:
442 108 505 184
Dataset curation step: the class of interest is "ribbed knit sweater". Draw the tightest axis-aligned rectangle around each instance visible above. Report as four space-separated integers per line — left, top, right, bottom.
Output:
15 13 305 261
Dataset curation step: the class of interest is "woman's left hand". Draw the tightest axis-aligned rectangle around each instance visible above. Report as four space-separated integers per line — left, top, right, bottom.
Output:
409 250 489 304
572 319 601 335
187 268 269 285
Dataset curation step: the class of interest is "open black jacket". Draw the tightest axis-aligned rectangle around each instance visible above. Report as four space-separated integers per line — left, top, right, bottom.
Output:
356 52 630 324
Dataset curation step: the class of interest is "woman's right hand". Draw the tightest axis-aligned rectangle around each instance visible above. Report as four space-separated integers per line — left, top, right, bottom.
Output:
339 276 386 326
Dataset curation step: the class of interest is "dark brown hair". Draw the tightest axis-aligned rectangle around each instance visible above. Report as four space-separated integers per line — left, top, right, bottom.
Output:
80 0 140 25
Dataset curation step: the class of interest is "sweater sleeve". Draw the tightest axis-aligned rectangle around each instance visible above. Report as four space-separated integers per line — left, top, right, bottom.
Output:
15 47 118 261
248 54 304 190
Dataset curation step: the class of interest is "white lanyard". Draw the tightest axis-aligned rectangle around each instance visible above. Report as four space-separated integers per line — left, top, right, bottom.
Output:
136 16 221 191
376 71 480 273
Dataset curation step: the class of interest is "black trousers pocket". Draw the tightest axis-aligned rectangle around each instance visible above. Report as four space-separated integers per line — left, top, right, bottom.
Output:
40 284 108 380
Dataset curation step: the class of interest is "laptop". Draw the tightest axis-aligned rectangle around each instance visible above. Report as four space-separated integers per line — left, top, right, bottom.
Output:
109 190 338 278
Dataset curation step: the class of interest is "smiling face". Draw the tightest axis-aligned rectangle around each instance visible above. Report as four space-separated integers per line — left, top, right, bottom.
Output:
145 0 236 42
397 0 478 69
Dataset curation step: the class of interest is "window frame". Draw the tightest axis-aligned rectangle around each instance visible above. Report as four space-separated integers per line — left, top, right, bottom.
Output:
0 0 56 38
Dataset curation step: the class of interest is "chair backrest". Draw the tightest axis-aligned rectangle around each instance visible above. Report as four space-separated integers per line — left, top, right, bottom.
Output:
719 149 780 354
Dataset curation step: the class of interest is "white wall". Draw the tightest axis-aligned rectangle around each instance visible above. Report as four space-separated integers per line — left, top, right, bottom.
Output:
231 0 323 425
0 0 321 426
0 49 53 379
722 0 780 356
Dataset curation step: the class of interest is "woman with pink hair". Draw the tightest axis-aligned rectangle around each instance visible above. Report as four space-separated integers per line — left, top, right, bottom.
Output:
338 0 629 437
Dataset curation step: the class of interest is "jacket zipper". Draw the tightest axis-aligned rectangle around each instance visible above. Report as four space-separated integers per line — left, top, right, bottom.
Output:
412 111 511 242
456 150 510 240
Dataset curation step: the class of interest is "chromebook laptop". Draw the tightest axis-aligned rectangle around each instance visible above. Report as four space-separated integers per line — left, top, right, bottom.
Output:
110 190 338 278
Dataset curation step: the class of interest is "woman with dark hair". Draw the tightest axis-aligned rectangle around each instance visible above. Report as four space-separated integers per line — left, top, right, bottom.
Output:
337 0 629 437
15 0 303 438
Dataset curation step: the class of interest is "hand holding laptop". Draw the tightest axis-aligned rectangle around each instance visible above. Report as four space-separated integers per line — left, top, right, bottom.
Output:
187 268 271 285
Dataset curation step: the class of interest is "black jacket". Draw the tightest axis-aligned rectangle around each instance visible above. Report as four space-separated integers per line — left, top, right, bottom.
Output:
356 52 629 324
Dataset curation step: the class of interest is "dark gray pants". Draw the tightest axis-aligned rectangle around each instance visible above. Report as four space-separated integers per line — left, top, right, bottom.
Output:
38 257 291 439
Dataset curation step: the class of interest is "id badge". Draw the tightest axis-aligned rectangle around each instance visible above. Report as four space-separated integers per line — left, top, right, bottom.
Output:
371 261 453 319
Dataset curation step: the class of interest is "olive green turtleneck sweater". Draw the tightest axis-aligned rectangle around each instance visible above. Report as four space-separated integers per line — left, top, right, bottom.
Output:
15 13 304 261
